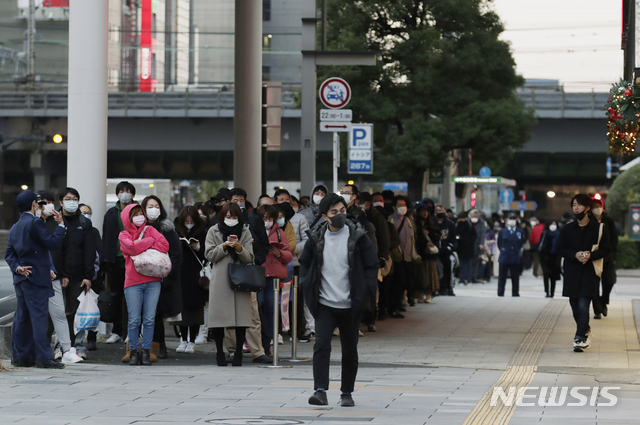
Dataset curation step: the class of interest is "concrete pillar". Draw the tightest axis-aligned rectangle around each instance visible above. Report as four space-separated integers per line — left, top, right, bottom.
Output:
300 1 317 197
233 0 262 202
67 0 108 233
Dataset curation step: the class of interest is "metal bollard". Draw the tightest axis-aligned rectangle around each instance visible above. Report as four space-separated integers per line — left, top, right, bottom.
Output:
259 278 291 369
281 275 310 363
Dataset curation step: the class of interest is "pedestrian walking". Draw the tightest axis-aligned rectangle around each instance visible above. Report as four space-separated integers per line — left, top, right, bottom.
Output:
538 220 561 298
529 217 545 278
118 204 170 365
554 194 611 352
590 199 618 319
497 213 525 297
300 194 378 407
5 190 67 368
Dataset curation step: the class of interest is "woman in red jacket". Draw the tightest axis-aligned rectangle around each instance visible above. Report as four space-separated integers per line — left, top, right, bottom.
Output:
119 204 170 366
256 204 292 355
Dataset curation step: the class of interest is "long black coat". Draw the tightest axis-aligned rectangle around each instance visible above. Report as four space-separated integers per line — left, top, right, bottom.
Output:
455 220 477 261
555 218 612 298
150 219 183 318
415 217 441 260
179 229 208 308
538 229 561 280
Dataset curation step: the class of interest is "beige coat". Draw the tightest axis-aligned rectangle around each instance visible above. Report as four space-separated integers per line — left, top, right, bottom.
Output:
205 224 254 328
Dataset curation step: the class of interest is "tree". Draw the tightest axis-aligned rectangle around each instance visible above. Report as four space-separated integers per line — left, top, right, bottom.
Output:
323 0 536 201
606 163 640 218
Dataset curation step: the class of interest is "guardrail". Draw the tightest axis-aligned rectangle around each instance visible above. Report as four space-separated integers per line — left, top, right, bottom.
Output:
0 293 16 360
0 88 608 119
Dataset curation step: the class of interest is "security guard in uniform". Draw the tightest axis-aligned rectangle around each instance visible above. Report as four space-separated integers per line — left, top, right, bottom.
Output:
5 190 67 368
497 212 525 297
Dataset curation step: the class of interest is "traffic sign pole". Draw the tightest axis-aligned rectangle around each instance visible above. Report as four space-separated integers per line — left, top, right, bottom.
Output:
333 132 340 193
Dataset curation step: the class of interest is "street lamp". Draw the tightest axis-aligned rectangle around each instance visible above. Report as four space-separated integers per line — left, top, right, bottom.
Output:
547 191 556 198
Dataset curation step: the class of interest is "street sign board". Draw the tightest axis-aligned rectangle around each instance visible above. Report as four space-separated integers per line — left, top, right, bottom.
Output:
320 122 351 132
630 204 640 241
500 188 514 204
383 182 408 191
319 77 351 109
348 123 373 174
510 201 538 211
479 166 491 177
320 109 352 122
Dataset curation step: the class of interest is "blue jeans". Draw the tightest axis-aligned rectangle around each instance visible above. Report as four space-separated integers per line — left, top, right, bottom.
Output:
569 297 591 341
124 281 161 350
459 259 473 282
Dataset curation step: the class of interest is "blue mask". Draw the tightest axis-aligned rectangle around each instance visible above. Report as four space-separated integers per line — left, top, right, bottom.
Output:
83 214 92 220
277 218 285 228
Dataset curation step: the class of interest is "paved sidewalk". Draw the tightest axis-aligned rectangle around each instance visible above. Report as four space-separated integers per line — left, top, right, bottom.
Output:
0 270 638 425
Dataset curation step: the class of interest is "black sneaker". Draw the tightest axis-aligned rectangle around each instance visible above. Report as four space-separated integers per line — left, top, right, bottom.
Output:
86 340 97 351
252 355 273 364
367 324 376 332
35 359 65 369
11 360 35 368
594 314 602 320
389 311 405 318
339 393 355 407
602 305 608 317
309 390 328 406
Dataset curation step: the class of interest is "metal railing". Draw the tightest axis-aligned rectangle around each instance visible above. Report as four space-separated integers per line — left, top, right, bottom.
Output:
0 293 16 360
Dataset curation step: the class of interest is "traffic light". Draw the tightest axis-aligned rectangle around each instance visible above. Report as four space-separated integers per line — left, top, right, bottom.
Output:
470 189 477 208
46 134 66 144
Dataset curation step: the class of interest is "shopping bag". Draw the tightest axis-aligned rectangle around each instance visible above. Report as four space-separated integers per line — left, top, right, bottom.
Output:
74 289 101 333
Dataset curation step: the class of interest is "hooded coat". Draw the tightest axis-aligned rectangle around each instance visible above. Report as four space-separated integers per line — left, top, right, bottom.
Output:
300 184 328 227
118 204 170 289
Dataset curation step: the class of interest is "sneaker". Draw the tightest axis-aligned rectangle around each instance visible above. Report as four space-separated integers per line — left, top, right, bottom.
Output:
573 339 587 352
252 354 273 364
194 335 206 345
185 342 196 354
594 314 601 320
53 343 63 362
333 328 340 336
242 342 251 353
61 348 84 364
358 330 364 337
389 311 405 319
35 359 65 369
308 390 328 406
278 334 284 345
339 393 355 407
176 341 188 353
425 295 433 303
75 348 88 360
367 325 376 332
106 334 121 344
585 330 593 347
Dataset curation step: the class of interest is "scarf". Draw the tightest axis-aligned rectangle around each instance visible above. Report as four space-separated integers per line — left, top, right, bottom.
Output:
218 221 243 261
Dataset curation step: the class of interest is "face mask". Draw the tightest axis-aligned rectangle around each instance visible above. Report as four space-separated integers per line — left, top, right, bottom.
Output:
470 217 479 223
237 203 246 210
373 202 384 208
64 200 79 213
277 218 285 228
185 223 195 230
36 209 42 218
119 192 132 204
146 207 161 221
313 195 324 205
437 213 446 219
200 215 207 221
264 221 274 229
530 221 537 227
43 204 55 216
132 215 146 227
397 206 407 216
575 211 587 221
328 213 347 229
507 219 516 227
341 194 352 204
592 208 602 216
83 214 92 220
357 204 366 211
549 224 557 232
293 206 299 213
224 218 239 227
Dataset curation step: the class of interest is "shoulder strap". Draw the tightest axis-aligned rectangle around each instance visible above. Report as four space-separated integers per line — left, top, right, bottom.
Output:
137 226 147 241
187 244 205 267
596 223 604 246
276 228 281 243
397 217 407 233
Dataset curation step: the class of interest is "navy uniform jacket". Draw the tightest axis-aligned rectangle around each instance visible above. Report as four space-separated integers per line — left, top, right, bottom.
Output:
497 226 525 265
5 212 66 288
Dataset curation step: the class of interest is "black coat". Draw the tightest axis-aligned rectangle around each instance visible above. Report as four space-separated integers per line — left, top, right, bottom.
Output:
243 209 269 266
415 217 441 259
435 218 456 256
455 221 477 261
102 202 135 264
598 212 618 262
555 218 612 298
299 219 378 319
178 229 208 308
538 229 561 280
60 212 96 282
149 219 183 318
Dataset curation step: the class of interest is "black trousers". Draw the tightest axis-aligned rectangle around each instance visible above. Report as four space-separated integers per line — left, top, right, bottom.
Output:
600 261 617 306
439 254 452 293
378 273 392 317
107 258 128 339
313 304 362 394
569 297 591 340
498 263 520 296
543 275 556 297
391 261 412 311
362 279 379 326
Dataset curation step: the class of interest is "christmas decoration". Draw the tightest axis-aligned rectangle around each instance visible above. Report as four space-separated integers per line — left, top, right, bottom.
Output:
604 80 640 155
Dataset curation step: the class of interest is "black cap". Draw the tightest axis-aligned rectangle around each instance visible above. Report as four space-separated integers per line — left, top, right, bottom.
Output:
507 212 518 219
360 191 372 202
16 190 41 210
212 188 231 201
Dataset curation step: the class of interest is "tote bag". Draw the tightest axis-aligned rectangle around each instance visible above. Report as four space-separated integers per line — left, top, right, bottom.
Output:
591 223 605 278
131 226 172 278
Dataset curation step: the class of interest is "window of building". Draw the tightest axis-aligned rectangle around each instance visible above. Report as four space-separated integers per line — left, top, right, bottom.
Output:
108 69 120 86
262 34 272 51
262 66 271 81
263 0 271 21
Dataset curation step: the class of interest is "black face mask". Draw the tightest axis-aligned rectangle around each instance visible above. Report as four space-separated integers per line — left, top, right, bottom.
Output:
436 213 446 219
575 210 587 221
328 213 347 229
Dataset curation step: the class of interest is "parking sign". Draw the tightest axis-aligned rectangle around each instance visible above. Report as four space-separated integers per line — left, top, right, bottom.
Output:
348 124 373 174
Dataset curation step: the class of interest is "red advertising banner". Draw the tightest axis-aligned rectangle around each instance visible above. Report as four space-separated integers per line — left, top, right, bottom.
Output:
139 0 154 92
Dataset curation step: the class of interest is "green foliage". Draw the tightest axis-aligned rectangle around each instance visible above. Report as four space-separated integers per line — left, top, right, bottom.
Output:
616 236 640 269
323 0 536 197
606 163 640 218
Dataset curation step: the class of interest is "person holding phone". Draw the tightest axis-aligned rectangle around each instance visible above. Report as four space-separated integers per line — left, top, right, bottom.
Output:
204 203 255 366
256 204 292 355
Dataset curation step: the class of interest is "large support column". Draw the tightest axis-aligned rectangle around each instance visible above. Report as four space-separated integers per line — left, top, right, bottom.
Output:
234 0 262 201
67 0 108 233
300 1 317 196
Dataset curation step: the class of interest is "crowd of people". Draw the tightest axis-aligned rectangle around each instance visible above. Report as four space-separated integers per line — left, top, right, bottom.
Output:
5 182 618 403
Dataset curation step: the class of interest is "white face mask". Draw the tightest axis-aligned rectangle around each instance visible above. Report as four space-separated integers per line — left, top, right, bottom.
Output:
397 206 407 216
341 194 352 204
530 221 537 227
63 200 79 213
313 194 324 205
146 207 161 221
507 219 516 227
132 215 146 227
36 209 42 218
373 202 384 208
224 218 239 227
83 214 92 220
470 217 479 223
549 224 557 232
43 203 55 216
293 206 299 213
185 223 195 230
264 220 274 229
118 192 132 204
592 208 603 216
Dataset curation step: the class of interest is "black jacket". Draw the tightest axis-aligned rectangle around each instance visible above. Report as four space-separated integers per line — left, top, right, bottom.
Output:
103 202 130 263
598 212 618 263
538 229 561 280
149 219 183 318
366 205 390 259
60 212 96 281
299 219 378 319
435 217 456 256
44 215 63 273
243 209 269 266
178 228 207 309
555 218 612 298
415 217 441 260
455 220 477 261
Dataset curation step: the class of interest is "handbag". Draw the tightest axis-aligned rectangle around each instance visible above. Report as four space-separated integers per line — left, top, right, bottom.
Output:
97 291 119 323
591 223 605 277
187 243 211 288
228 262 266 292
131 226 172 278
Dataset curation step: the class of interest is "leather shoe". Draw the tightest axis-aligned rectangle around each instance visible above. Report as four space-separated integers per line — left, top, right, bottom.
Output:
308 390 328 406
85 340 97 351
339 393 355 407
129 349 141 366
252 354 273 364
12 360 35 368
35 359 65 369
140 348 152 366
602 305 608 317
389 311 405 319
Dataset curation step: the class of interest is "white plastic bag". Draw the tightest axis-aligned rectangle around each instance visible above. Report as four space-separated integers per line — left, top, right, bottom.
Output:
74 289 100 333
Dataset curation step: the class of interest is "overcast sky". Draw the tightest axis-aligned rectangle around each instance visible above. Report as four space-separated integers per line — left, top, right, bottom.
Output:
492 0 624 92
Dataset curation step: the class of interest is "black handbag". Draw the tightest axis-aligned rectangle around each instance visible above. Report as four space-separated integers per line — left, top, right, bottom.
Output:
97 291 119 323
228 263 266 292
